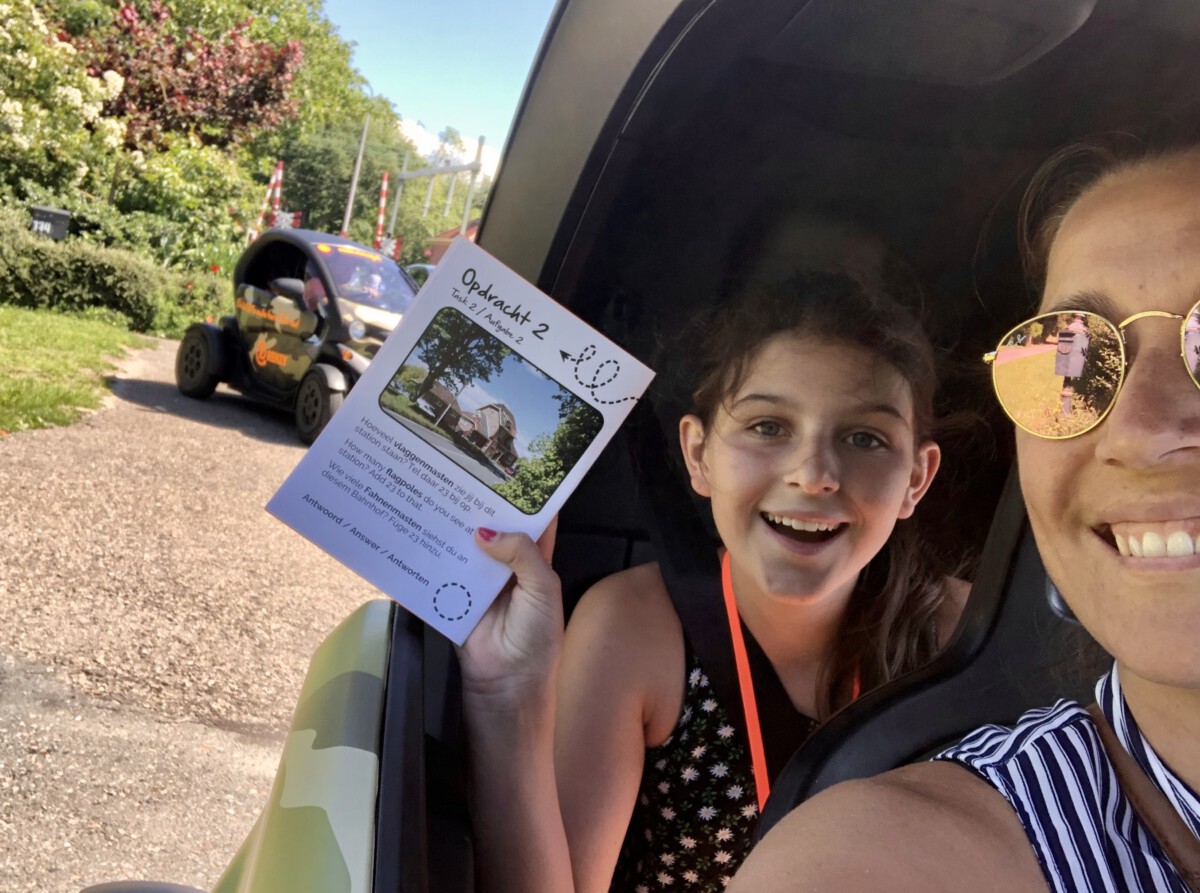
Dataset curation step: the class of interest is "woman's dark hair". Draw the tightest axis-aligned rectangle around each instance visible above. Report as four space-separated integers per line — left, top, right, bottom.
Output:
1020 124 1200 296
685 270 948 716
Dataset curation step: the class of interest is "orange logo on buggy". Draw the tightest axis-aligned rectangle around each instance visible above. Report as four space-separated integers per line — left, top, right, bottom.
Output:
254 339 289 368
237 296 300 329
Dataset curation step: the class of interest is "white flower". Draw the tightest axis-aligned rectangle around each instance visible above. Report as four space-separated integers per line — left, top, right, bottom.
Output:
657 781 670 794
722 876 733 887
11 133 29 150
660 853 676 866
101 69 124 98
683 870 700 884
80 101 101 123
680 766 698 782
690 745 707 758
725 785 744 800
637 886 650 893
715 851 732 864
698 806 717 821
689 668 702 686
679 836 697 850
655 758 668 771
716 827 733 842
660 807 676 820
710 763 729 778
656 872 674 886
740 804 758 819
54 81 82 104
1 98 23 133
701 699 718 713
717 724 735 739
700 674 709 686
97 118 123 150
680 707 692 724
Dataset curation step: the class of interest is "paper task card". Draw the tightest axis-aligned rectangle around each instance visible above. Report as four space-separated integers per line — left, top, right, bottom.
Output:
267 238 655 644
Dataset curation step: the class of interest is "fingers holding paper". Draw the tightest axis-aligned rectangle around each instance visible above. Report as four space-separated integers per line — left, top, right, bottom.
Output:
458 519 564 703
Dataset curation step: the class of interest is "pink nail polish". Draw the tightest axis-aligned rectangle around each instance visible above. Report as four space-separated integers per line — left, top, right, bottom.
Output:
477 527 497 542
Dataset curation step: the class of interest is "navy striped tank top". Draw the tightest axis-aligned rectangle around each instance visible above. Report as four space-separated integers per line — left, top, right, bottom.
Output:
937 665 1200 892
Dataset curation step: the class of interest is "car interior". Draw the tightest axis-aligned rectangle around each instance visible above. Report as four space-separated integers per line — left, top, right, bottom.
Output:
81 1 1200 891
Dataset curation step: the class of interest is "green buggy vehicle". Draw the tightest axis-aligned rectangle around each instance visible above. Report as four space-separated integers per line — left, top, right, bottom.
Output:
175 229 419 444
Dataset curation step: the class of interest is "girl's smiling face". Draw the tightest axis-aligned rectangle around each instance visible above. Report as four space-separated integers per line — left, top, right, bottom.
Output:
1018 152 1200 687
680 333 940 606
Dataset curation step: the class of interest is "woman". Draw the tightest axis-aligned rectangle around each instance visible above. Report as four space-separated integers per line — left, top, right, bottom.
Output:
727 140 1200 890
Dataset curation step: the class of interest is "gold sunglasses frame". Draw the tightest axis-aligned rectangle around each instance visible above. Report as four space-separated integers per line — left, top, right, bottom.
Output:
982 305 1200 440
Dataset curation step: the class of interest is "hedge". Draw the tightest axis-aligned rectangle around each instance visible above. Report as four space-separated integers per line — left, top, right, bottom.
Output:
0 204 227 337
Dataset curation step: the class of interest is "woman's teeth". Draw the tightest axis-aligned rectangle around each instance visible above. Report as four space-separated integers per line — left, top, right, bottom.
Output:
1114 530 1198 558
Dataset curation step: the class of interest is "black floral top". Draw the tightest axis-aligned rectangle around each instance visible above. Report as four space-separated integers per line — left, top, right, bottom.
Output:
609 644 795 892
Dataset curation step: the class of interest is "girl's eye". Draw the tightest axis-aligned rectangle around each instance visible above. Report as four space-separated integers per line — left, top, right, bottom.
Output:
751 420 784 437
846 431 885 450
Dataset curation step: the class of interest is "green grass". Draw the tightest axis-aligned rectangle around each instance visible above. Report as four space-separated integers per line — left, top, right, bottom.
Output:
0 305 152 433
993 347 1106 436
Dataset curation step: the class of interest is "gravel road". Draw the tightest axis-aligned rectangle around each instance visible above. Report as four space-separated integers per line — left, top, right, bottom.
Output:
0 338 382 892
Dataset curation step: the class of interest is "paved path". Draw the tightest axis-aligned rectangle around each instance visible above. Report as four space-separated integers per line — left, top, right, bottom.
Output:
0 339 382 892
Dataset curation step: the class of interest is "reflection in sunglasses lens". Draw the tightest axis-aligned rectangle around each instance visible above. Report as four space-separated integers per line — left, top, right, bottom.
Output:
992 313 1122 438
1186 299 1200 383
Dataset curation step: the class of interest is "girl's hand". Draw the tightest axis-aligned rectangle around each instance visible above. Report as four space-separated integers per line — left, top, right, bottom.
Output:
458 520 563 706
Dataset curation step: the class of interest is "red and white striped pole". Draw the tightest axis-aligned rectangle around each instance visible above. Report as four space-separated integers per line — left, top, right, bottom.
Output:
373 172 389 249
270 161 284 227
249 161 283 242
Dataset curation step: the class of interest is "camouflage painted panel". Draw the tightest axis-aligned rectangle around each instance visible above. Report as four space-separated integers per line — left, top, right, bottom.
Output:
212 599 393 893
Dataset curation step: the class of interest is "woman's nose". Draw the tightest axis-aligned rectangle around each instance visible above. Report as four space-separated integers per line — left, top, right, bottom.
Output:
1094 342 1200 467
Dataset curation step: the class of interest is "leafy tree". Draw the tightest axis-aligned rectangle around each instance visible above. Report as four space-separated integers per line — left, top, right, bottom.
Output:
494 395 602 514
411 310 508 400
113 135 259 267
73 1 304 150
434 126 465 164
276 110 420 240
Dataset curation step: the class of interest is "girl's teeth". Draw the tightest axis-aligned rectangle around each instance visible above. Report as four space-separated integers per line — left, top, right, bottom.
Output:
1167 531 1195 557
1115 533 1129 556
766 514 838 532
1129 536 1143 558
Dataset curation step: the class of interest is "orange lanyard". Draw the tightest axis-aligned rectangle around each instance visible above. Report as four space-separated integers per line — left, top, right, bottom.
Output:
720 553 863 813
720 552 771 812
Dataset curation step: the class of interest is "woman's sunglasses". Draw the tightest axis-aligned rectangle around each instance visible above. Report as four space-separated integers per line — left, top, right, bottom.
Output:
983 299 1200 439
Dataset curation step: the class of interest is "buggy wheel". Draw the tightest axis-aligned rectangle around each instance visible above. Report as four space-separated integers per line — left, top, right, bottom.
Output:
295 369 344 444
175 325 225 399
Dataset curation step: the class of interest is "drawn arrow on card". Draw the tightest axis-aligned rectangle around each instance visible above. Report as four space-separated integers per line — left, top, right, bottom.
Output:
561 345 637 405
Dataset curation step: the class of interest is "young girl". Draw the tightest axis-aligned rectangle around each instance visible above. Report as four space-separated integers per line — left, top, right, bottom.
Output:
461 270 967 893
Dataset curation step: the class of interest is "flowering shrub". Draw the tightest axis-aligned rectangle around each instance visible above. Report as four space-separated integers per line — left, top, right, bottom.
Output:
75 1 303 150
0 203 225 335
0 0 127 195
113 135 259 267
